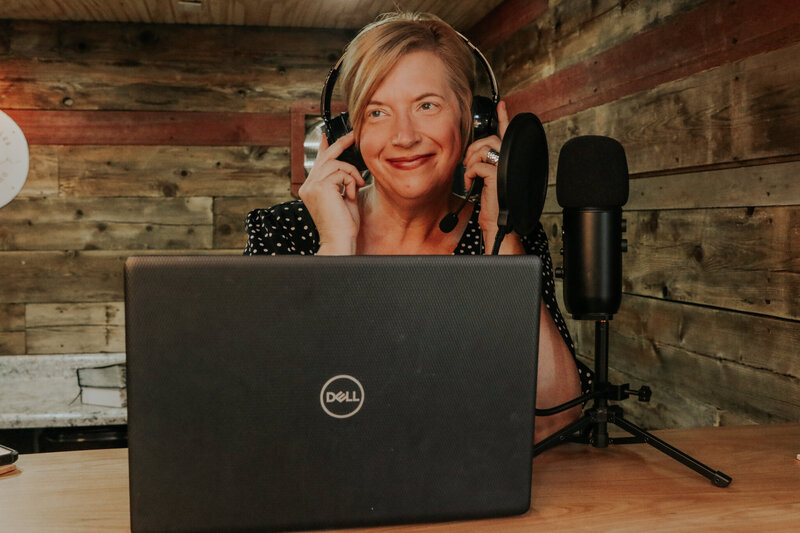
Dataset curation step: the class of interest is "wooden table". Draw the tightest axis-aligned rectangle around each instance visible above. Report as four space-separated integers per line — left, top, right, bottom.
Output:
1 423 798 532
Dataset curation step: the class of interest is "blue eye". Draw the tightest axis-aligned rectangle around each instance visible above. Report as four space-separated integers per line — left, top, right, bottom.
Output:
420 102 436 111
368 109 384 118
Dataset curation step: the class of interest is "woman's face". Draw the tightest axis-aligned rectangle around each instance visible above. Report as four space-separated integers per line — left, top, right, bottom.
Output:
358 50 463 202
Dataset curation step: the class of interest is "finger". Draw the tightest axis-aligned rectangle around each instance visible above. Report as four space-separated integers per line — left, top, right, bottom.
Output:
308 157 364 190
317 130 356 162
464 137 500 163
497 100 510 138
343 174 360 200
320 163 363 192
463 174 480 197
332 161 366 188
328 163 367 196
464 162 498 183
463 161 497 200
337 167 366 201
464 140 501 169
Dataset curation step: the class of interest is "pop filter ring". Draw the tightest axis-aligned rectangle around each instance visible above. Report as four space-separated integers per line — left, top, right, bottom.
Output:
496 112 549 236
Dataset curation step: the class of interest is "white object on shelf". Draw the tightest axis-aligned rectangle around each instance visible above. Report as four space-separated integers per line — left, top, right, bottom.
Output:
81 386 127 408
0 110 29 209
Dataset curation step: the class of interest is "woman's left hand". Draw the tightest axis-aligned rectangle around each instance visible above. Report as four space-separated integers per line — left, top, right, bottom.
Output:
462 101 523 253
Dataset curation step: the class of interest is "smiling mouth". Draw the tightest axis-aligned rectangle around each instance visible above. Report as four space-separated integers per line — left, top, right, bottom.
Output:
386 154 434 169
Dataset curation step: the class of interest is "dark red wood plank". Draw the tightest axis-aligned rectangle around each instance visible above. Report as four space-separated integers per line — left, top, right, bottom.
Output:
505 0 800 122
4 109 291 146
466 0 548 52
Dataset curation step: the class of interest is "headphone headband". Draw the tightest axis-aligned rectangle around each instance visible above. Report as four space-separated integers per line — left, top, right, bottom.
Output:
455 30 500 104
321 32 499 126
321 54 345 123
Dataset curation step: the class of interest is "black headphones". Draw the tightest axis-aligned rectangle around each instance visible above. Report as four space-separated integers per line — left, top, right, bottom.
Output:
320 31 500 174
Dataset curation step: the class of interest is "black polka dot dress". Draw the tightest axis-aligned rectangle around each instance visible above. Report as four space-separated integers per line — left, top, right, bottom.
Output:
244 200 593 396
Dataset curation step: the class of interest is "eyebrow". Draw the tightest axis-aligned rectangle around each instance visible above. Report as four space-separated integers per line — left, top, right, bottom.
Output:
367 92 445 106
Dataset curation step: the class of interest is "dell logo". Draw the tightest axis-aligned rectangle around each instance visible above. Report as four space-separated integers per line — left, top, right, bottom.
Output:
325 391 360 403
320 375 364 419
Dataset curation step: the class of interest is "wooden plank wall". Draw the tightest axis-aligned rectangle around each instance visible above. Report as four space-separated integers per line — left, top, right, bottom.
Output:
2 3 797 430
471 0 800 428
0 20 351 356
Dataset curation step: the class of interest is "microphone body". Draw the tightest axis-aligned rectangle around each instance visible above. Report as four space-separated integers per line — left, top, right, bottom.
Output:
561 207 623 319
556 135 629 320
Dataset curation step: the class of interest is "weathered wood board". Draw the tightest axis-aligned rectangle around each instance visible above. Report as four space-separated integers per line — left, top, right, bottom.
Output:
543 204 800 320
58 146 290 198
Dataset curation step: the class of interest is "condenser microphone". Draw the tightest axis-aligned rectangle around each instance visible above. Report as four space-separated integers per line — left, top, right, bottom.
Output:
556 135 629 320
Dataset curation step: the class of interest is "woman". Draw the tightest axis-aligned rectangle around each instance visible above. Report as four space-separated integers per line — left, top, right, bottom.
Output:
244 12 590 442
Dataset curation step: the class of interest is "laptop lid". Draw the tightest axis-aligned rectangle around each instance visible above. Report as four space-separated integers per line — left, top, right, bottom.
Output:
125 255 541 532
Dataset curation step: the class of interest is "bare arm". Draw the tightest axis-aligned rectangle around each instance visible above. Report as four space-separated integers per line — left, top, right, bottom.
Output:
534 303 582 443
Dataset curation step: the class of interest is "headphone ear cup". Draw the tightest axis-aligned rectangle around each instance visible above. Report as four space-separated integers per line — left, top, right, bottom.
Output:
323 112 367 172
451 96 497 196
470 95 499 141
340 145 366 172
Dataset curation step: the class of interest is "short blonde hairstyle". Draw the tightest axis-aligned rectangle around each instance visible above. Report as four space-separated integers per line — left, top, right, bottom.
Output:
339 12 476 154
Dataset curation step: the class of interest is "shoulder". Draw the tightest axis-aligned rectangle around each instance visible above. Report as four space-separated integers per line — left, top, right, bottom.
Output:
247 200 312 227
244 200 319 255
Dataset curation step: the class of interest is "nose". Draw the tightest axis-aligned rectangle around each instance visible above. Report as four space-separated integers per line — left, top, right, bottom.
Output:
391 111 421 148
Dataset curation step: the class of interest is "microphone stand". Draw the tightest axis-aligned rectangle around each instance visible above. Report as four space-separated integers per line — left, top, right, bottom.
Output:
533 318 732 487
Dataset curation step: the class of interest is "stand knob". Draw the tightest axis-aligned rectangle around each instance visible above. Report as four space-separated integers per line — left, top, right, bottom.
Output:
635 386 652 402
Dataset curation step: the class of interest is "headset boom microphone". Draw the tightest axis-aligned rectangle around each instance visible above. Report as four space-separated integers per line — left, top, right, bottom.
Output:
556 136 629 320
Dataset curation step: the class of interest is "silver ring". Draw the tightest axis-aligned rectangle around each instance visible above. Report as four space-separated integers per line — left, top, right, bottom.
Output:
485 149 500 166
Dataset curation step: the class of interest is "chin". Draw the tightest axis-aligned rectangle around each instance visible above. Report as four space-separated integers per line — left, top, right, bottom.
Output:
385 176 451 202
373 166 455 199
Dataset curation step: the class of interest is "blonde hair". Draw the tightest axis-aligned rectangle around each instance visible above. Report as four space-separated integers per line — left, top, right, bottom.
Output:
339 12 476 154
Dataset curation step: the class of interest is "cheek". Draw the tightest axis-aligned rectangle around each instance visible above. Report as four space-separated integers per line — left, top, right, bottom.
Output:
441 123 462 160
357 125 383 160
441 112 462 147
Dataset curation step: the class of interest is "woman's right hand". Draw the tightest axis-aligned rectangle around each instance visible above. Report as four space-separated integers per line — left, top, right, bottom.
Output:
298 131 366 255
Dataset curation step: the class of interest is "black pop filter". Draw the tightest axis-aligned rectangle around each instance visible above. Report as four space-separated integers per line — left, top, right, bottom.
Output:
497 113 548 236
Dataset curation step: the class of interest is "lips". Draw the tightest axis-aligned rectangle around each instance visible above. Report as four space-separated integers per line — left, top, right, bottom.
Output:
386 153 434 170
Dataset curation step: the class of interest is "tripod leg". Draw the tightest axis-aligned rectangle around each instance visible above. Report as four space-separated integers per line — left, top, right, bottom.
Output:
533 413 594 457
610 412 732 487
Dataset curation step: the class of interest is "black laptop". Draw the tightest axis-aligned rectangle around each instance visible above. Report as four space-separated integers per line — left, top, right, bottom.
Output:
125 255 542 532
